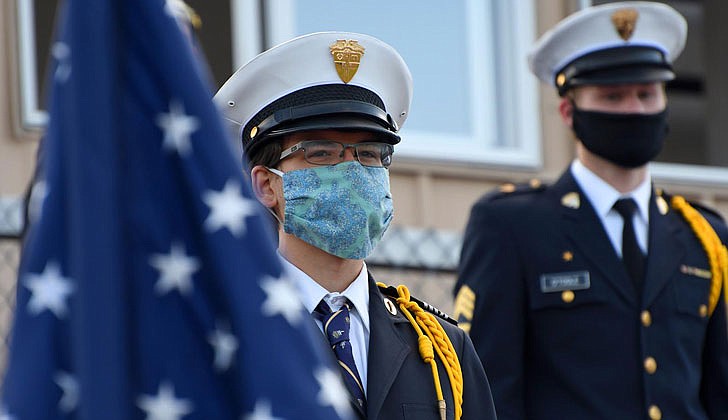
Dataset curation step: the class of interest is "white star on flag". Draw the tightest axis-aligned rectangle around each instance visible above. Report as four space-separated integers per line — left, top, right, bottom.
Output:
136 381 193 420
242 400 283 420
203 179 257 236
24 261 75 318
54 371 79 413
315 367 351 418
164 0 182 17
0 405 16 420
259 273 304 325
208 323 238 372
27 179 48 224
52 42 71 82
149 242 200 296
156 99 199 156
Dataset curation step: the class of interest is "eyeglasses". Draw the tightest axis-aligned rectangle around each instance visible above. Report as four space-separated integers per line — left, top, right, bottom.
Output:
279 140 394 168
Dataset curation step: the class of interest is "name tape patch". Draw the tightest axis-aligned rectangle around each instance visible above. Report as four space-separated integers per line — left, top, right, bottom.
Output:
540 271 590 293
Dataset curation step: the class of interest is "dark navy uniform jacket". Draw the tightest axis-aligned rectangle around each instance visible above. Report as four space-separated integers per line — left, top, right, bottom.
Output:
328 274 497 420
454 169 728 420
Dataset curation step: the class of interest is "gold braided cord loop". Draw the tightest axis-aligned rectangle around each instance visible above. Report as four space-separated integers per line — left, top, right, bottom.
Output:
412 301 463 420
671 196 727 315
723 245 728 307
377 282 464 420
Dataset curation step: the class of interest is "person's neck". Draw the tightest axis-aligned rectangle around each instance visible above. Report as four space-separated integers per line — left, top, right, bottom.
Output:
278 233 364 293
577 146 648 194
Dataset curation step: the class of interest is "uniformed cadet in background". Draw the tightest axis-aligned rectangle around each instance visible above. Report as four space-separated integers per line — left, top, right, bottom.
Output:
454 2 728 420
215 32 496 420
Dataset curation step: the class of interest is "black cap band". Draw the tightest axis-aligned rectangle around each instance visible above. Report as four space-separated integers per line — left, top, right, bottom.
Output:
555 46 674 95
242 84 396 154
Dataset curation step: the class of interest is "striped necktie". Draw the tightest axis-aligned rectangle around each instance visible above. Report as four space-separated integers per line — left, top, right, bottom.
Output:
314 299 366 412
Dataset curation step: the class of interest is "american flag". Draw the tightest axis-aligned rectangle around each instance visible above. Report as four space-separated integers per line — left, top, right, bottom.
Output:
1 0 350 419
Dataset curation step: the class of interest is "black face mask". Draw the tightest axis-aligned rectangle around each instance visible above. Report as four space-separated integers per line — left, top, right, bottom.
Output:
571 105 669 168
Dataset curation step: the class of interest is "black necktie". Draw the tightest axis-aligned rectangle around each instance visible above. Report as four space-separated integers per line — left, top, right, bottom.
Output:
613 198 646 293
314 299 366 412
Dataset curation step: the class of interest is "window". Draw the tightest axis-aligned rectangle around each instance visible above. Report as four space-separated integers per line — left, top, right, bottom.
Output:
26 1 728 179
15 0 234 128
592 0 728 184
17 0 57 127
20 0 540 167
256 0 541 167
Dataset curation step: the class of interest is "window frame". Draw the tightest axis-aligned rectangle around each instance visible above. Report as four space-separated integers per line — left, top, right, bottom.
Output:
258 0 542 168
17 0 49 128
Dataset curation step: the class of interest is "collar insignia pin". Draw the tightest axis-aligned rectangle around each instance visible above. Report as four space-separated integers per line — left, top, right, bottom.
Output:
384 298 398 316
561 192 580 209
657 195 669 215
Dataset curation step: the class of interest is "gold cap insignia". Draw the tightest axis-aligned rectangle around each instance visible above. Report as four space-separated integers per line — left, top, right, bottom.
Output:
561 192 580 209
611 8 639 41
330 40 365 83
562 251 574 262
656 195 669 215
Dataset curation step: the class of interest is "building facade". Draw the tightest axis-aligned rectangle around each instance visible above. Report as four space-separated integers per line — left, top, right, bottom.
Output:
1 0 728 364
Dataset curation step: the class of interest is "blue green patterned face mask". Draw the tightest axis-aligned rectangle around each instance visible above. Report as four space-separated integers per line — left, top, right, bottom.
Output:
268 161 393 259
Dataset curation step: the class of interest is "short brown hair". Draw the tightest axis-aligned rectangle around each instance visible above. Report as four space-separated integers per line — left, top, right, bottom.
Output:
246 137 283 169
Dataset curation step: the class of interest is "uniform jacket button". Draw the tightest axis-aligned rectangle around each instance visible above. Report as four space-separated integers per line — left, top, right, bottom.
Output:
648 404 662 420
641 310 652 327
644 357 657 374
561 290 574 303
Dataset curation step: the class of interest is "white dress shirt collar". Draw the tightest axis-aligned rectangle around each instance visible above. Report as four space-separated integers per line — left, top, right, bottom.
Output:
571 160 651 222
279 255 370 334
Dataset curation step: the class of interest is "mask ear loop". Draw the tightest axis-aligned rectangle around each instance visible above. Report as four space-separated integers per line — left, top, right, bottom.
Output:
265 167 285 226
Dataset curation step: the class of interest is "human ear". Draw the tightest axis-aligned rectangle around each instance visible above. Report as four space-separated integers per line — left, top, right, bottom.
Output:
250 165 279 209
559 96 575 128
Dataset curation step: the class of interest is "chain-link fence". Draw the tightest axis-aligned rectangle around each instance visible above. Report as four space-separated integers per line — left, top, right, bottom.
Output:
0 196 24 375
367 226 461 314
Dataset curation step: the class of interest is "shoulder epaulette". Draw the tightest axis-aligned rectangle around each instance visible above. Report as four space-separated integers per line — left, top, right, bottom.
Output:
660 190 725 222
670 195 728 317
377 283 457 326
485 178 548 201
687 200 725 222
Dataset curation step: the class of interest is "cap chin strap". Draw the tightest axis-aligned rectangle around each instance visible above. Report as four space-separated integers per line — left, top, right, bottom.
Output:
265 206 283 227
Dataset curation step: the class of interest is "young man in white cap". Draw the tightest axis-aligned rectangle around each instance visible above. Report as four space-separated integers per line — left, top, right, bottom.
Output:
215 32 496 420
454 2 728 420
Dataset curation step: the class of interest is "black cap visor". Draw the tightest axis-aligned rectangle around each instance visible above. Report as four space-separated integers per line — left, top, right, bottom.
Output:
568 66 674 89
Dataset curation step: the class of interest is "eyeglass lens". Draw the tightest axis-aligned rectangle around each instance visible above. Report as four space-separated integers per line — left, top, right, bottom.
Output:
302 140 392 167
